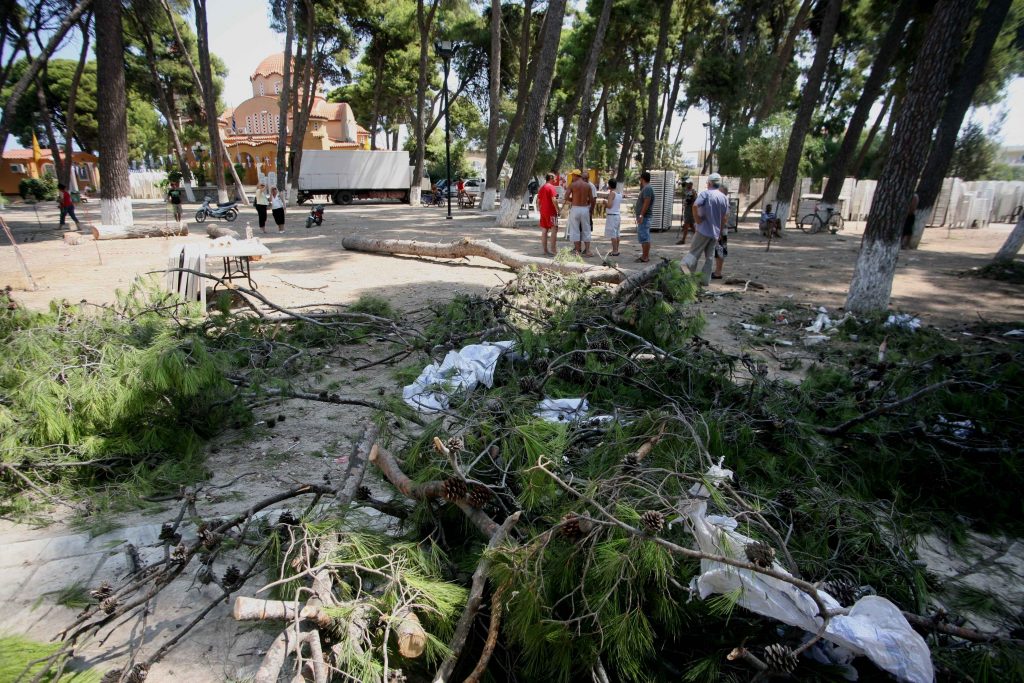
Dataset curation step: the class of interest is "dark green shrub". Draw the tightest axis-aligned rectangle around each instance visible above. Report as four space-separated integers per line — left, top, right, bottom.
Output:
18 175 58 201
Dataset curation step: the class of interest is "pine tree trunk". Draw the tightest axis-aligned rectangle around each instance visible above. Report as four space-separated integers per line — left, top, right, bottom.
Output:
276 0 295 192
289 9 318 193
641 0 671 170
496 0 536 173
846 0 977 314
753 0 813 124
906 0 1012 249
851 90 893 179
191 0 228 203
616 93 638 182
821 0 913 205
414 0 440 202
63 13 92 187
573 0 613 170
35 72 64 176
481 0 502 211
992 215 1024 264
772 0 842 225
94 0 133 226
495 0 567 228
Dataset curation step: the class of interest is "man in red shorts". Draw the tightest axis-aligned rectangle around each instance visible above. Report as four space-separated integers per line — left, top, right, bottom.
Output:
537 173 559 255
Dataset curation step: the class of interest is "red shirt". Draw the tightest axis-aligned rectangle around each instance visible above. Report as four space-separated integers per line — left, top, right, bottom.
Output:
457 180 465 193
538 182 557 228
61 190 73 207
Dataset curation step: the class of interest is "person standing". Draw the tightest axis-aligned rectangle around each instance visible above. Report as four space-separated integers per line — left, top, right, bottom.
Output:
683 173 729 284
633 171 655 262
713 184 730 279
528 176 540 209
254 182 269 232
604 178 623 256
676 180 696 244
564 169 594 257
587 173 599 240
166 181 183 222
537 173 559 255
57 183 81 229
270 186 286 232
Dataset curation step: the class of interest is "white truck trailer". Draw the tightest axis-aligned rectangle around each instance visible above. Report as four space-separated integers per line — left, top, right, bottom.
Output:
297 150 412 205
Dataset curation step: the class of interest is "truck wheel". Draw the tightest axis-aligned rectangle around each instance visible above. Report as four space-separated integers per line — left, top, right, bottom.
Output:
339 192 353 205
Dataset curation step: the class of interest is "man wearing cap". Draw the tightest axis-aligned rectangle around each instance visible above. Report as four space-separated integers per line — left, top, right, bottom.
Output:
564 169 595 256
683 173 730 285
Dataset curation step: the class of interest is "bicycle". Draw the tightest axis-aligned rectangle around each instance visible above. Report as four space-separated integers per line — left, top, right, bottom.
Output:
798 205 844 234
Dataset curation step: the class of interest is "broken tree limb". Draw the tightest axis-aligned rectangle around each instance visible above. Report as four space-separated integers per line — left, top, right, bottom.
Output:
611 259 673 299
92 222 188 240
432 511 521 683
341 235 627 284
232 597 334 627
394 607 427 658
463 584 507 683
370 443 500 537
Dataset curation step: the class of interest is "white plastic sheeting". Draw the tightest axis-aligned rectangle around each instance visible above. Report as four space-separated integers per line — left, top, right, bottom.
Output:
533 398 590 423
685 464 934 683
402 341 515 413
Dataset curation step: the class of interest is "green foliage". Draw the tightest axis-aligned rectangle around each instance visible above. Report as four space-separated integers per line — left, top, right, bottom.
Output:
19 175 58 201
349 293 397 319
0 635 101 682
951 122 999 181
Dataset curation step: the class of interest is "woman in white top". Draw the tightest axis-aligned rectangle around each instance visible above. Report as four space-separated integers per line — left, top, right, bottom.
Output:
254 183 269 232
269 187 286 232
604 178 623 256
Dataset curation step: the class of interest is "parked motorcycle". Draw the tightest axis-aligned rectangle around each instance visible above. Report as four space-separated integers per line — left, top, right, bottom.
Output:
305 203 324 229
194 197 238 223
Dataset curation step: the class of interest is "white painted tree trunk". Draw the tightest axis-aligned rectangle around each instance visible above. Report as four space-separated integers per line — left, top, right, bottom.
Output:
182 181 196 202
993 215 1024 264
217 188 230 204
480 188 497 211
906 209 929 249
101 196 134 228
845 237 902 314
495 195 523 228
774 200 791 229
409 186 421 206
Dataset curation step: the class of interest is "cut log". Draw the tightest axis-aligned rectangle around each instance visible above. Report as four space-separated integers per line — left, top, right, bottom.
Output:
394 607 427 658
91 222 188 240
341 235 627 284
206 224 239 239
63 230 94 245
232 596 333 628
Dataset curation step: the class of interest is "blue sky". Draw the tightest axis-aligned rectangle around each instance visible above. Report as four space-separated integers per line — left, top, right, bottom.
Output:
37 2 1024 154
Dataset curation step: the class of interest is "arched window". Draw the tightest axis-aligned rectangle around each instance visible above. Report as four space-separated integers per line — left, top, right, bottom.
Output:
258 81 265 96
275 114 281 132
246 115 252 133
274 81 281 95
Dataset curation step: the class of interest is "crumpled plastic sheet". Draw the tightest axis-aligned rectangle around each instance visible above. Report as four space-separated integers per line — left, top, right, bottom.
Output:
885 313 921 332
684 463 934 683
402 341 515 413
533 398 590 423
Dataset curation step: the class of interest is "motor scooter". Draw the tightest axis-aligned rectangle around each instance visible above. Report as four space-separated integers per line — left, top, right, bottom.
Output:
194 196 238 222
305 203 324 228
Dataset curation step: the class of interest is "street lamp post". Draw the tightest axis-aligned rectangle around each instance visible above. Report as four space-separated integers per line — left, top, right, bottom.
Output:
435 40 457 220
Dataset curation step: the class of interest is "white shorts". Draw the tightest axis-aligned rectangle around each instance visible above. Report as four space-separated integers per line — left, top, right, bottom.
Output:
567 206 591 242
604 214 621 238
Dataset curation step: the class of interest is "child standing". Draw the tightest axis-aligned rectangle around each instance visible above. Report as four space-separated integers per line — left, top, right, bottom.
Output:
604 178 622 256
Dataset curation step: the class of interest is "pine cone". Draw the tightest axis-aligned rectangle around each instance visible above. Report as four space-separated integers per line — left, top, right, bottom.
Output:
387 670 407 683
442 476 468 501
518 375 541 394
621 453 640 473
776 489 798 510
197 566 213 585
641 510 665 535
159 522 181 544
127 663 149 683
446 436 465 454
823 578 858 606
560 512 583 541
197 524 222 549
100 671 122 683
101 596 119 614
277 511 297 527
91 581 113 602
744 541 776 568
170 542 189 564
467 483 493 509
763 643 798 674
355 486 372 501
223 565 242 589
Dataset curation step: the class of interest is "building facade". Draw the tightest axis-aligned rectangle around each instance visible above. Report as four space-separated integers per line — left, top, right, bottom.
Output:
217 53 370 184
0 150 99 196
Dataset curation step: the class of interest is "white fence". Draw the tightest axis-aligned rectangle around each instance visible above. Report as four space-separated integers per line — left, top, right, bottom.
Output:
129 170 168 199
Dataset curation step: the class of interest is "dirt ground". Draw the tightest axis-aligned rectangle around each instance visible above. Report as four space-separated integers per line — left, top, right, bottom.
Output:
1 198 1023 681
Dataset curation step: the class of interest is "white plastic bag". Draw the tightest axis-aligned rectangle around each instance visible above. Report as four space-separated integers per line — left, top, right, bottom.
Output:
533 397 590 423
402 341 515 413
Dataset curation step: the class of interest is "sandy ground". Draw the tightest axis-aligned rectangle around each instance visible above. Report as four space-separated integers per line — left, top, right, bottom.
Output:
1 198 1023 680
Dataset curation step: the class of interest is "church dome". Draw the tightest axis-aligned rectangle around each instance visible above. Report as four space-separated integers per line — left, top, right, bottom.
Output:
251 53 288 80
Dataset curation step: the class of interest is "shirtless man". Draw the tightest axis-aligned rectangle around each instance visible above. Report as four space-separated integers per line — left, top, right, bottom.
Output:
564 169 594 256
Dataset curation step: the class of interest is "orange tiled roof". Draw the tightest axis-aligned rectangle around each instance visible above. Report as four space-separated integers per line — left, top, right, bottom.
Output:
251 53 290 79
310 99 348 120
3 148 96 161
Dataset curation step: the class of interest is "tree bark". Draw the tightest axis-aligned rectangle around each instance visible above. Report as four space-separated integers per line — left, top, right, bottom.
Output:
276 0 295 192
641 0 672 170
62 13 92 187
94 0 133 226
288 3 318 192
341 235 629 283
92 223 188 240
496 0 537 173
772 0 842 225
572 0 614 170
0 0 93 154
414 0 440 201
821 0 914 205
481 0 502 210
616 92 638 182
845 0 977 314
753 0 813 124
35 72 64 175
192 0 228 203
907 0 1013 249
992 215 1024 264
851 90 893 179
495 0 567 227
